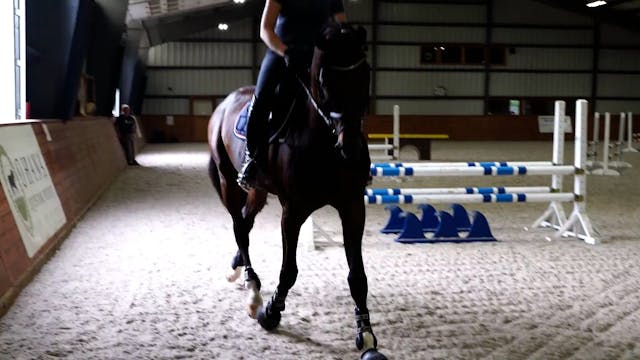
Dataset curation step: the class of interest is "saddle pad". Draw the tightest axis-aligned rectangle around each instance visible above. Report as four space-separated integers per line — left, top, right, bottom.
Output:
233 101 251 140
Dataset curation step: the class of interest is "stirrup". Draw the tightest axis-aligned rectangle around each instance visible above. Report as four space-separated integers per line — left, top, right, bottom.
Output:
237 158 258 191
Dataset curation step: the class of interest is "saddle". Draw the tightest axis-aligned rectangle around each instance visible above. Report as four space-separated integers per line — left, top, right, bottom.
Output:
233 72 304 146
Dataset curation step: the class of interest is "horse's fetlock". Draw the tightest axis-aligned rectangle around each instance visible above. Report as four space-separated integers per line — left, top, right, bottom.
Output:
269 291 286 313
270 298 285 313
244 267 261 291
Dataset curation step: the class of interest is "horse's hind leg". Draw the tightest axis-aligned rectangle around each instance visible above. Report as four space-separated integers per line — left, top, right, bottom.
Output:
226 249 245 283
209 158 245 282
338 200 387 360
227 188 269 319
209 156 265 318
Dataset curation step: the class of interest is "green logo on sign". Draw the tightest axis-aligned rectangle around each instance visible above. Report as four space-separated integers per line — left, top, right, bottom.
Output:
0 144 33 235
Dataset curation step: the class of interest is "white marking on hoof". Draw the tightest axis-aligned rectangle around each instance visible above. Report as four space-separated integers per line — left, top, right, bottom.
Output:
226 266 244 283
361 332 376 351
245 281 263 319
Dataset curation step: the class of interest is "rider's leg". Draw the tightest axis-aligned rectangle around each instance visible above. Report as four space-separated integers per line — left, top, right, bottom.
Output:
238 50 285 190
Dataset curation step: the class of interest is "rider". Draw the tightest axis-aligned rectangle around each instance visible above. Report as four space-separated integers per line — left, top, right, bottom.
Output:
237 0 347 191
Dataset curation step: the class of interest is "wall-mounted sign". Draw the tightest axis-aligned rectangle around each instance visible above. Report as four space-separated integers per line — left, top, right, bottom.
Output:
537 115 573 134
0 126 66 257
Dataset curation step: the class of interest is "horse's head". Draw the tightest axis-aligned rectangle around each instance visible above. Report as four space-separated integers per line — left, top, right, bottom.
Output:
311 22 370 162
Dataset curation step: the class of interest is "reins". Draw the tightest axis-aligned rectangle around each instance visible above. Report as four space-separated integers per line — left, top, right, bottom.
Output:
295 55 367 135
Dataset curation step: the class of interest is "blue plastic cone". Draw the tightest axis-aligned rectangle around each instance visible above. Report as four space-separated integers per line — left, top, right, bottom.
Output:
466 211 497 242
417 204 439 232
395 212 428 243
433 211 460 239
451 203 471 232
380 205 405 234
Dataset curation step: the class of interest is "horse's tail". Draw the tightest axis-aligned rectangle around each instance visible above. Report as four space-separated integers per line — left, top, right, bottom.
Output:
208 155 223 198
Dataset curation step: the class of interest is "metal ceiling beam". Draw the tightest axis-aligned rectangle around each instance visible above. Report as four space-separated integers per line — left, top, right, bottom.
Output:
533 0 640 32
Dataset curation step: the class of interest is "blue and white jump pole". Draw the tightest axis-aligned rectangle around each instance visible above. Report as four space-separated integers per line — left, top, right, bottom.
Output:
365 100 600 245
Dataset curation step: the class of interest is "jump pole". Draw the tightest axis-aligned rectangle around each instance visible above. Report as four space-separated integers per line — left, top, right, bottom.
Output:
393 104 400 160
623 112 638 152
366 186 553 196
371 161 552 168
371 165 575 177
591 112 620 176
587 112 600 169
366 192 575 205
609 112 632 168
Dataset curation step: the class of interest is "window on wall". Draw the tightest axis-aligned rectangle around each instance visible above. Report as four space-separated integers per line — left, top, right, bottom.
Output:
509 100 520 115
464 46 485 64
420 44 508 66
420 46 437 64
441 46 462 63
488 47 507 66
14 0 24 119
0 0 24 121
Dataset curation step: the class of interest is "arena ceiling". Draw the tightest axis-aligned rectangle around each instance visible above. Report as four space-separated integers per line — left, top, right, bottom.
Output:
127 0 262 46
534 0 640 32
126 0 640 46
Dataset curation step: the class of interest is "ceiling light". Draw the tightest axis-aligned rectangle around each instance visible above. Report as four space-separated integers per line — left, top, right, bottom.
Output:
233 0 245 3
586 1 607 8
218 23 229 31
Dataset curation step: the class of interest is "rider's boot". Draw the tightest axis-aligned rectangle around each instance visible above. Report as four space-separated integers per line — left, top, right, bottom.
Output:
238 94 269 191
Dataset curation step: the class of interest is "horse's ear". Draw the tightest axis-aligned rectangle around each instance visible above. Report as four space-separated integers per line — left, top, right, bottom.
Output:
356 26 367 51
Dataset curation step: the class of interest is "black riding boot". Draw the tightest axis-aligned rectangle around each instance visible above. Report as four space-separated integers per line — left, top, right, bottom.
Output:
238 94 269 191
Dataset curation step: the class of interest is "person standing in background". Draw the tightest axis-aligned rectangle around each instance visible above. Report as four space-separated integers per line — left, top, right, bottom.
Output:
114 104 140 166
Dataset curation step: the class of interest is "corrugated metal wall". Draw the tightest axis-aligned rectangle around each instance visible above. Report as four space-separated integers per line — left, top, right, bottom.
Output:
144 18 256 115
142 0 640 116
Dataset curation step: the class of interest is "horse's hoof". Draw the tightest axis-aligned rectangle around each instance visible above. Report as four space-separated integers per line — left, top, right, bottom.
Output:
247 303 259 319
257 305 281 331
246 291 263 319
361 349 387 360
226 266 243 282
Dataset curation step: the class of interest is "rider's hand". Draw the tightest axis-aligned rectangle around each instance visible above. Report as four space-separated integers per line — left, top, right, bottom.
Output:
284 46 301 71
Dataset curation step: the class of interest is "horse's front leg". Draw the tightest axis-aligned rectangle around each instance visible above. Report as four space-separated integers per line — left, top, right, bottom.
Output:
257 204 307 330
338 199 387 360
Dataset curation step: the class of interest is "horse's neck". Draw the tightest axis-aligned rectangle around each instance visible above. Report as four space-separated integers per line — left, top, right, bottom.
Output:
286 97 331 150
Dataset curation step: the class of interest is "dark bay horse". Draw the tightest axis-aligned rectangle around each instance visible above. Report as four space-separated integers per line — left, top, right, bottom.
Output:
208 23 387 360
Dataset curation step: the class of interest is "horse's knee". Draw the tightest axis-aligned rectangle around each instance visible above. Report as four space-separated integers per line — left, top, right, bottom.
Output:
348 271 367 287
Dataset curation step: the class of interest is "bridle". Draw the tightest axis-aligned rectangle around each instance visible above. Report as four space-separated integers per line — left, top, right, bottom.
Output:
298 55 368 136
